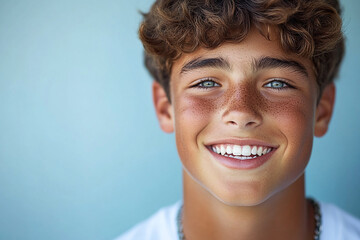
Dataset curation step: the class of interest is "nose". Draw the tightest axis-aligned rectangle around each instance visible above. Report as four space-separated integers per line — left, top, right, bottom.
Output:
221 85 263 129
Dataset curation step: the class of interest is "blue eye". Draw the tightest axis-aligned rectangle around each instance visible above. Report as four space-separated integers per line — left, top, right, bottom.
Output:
195 79 220 88
264 80 289 89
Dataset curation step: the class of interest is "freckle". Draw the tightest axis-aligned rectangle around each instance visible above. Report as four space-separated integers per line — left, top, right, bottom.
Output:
181 96 218 118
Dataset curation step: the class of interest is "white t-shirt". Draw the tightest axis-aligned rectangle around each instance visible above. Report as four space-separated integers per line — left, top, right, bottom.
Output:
115 201 360 240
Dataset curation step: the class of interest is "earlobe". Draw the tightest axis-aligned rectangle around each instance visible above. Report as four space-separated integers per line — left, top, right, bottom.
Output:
314 83 336 137
152 81 174 133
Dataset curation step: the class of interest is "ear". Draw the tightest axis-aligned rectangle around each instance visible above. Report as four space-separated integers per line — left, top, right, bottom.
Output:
314 83 336 137
152 81 174 133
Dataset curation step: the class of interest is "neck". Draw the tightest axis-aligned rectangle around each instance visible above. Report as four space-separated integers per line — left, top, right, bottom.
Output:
182 172 315 240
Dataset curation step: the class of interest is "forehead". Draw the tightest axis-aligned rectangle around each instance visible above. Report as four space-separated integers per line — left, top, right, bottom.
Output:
170 28 315 81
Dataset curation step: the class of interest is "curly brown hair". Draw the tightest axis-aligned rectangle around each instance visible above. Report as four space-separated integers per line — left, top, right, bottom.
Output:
139 0 344 99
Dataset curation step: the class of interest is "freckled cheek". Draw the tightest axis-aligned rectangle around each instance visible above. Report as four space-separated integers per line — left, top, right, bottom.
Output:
172 95 221 161
268 99 315 152
174 95 220 129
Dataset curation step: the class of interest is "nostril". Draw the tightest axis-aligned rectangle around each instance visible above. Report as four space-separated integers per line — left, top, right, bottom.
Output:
228 121 237 126
227 119 258 127
245 121 257 127
223 109 262 129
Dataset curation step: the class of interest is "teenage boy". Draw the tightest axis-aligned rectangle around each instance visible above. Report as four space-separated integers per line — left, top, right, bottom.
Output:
117 0 360 239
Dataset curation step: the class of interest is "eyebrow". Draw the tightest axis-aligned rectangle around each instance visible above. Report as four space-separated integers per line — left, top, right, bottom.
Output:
179 55 309 78
180 57 231 74
253 56 309 78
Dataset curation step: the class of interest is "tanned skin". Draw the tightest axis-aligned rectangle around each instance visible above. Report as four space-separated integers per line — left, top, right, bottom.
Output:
152 27 335 240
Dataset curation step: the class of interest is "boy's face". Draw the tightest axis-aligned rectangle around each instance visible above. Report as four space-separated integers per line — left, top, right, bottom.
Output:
153 28 335 206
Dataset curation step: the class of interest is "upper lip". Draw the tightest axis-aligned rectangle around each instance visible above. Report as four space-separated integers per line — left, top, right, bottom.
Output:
204 138 279 148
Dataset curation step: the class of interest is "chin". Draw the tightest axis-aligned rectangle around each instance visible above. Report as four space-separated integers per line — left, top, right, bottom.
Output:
196 177 275 207
210 188 274 207
210 174 305 207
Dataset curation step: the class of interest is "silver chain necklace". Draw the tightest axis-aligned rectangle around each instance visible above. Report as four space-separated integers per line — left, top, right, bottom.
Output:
177 198 322 240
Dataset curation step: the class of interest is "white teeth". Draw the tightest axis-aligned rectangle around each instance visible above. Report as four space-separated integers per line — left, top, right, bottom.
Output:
251 146 257 155
242 145 251 156
216 146 220 154
262 147 267 155
211 144 273 157
233 145 241 155
226 145 233 154
220 145 226 155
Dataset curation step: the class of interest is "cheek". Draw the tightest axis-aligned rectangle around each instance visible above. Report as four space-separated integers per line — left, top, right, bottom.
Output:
264 97 316 192
268 94 315 132
276 102 308 129
174 94 221 131
173 94 222 162
270 97 316 163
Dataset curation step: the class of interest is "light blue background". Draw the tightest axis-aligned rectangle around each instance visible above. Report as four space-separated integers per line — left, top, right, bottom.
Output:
0 0 359 239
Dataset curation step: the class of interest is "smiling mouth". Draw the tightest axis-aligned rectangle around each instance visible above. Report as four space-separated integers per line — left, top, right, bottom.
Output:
209 144 274 160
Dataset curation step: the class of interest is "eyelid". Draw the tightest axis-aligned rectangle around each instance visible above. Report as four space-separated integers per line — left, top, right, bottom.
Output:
264 78 293 88
266 78 289 83
190 78 221 88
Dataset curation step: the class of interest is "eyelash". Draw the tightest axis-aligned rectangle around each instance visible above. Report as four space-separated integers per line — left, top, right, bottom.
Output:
191 79 221 89
264 79 293 90
190 78 293 90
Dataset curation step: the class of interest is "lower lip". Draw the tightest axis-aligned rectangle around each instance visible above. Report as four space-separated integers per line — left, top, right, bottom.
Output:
208 147 276 170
